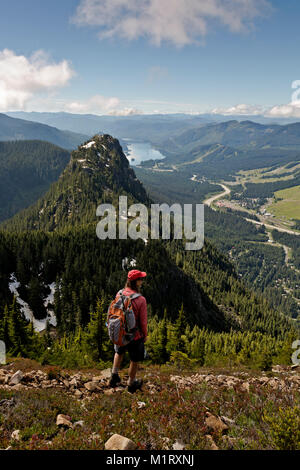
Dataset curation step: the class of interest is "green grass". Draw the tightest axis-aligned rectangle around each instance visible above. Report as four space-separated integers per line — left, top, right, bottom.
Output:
269 185 300 220
1 362 300 450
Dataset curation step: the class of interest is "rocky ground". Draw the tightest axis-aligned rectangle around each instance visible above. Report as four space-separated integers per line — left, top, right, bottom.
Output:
0 360 299 450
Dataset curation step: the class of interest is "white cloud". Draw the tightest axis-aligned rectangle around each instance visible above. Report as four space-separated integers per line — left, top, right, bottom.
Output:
72 0 272 47
211 103 265 115
0 49 74 111
64 94 120 114
210 101 300 119
265 102 300 118
107 107 143 116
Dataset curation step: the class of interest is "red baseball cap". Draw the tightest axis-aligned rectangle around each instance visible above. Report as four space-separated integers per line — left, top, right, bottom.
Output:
128 270 147 281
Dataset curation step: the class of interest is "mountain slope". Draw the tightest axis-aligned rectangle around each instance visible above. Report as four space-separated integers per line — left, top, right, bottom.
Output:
1 134 149 232
0 113 89 149
154 121 300 179
0 140 70 223
161 120 300 152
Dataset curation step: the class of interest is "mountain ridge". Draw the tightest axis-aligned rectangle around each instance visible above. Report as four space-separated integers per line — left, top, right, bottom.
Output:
1 134 149 232
0 113 89 150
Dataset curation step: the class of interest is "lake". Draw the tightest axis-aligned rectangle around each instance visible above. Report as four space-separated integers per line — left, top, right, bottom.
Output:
125 141 165 166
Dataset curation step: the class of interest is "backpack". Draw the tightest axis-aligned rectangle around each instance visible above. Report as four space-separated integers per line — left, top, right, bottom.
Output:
107 290 141 346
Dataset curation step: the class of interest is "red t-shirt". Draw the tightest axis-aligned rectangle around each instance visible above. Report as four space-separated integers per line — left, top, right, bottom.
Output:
119 287 147 341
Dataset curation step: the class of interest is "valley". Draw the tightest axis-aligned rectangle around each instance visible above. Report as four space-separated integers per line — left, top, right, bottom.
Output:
132 120 300 322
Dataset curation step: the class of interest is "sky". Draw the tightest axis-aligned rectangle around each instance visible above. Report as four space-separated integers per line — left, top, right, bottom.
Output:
1 0 300 117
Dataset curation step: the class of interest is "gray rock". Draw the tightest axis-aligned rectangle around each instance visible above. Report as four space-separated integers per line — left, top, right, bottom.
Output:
101 368 112 379
105 434 137 450
11 430 21 441
9 370 23 386
84 381 98 392
56 414 73 428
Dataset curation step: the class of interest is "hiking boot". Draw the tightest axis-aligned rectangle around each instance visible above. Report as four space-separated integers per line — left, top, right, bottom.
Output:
127 379 143 394
109 373 121 388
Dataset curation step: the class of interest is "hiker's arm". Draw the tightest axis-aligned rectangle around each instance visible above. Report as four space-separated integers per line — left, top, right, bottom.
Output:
139 297 148 341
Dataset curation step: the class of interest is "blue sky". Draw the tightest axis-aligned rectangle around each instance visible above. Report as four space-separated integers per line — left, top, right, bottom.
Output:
1 0 300 116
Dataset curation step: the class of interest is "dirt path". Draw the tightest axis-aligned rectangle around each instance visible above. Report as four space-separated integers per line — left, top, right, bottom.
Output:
204 184 231 208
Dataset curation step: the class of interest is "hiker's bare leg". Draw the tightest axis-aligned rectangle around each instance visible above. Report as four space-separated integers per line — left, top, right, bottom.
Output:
128 361 138 383
112 352 124 372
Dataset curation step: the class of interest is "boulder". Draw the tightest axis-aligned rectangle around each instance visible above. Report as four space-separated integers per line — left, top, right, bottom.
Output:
105 434 137 450
137 401 146 409
205 413 229 434
221 416 235 426
56 414 73 428
9 370 23 386
11 430 21 441
84 381 98 392
240 382 250 393
101 369 112 379
12 384 23 391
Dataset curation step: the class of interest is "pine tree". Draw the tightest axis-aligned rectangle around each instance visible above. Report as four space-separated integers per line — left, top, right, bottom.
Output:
7 297 29 355
154 309 169 363
174 304 187 352
84 299 110 361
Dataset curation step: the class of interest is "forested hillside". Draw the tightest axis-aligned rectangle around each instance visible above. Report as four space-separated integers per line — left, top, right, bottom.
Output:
1 134 149 232
0 141 70 222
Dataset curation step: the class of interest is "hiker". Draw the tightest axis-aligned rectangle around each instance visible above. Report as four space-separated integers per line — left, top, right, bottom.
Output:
109 269 148 393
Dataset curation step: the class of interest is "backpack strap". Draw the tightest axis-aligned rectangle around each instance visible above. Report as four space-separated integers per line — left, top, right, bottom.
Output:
117 290 141 301
130 293 141 300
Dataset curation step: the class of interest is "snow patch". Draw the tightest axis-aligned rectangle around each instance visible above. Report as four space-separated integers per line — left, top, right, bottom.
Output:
82 141 96 149
8 273 57 332
43 282 57 328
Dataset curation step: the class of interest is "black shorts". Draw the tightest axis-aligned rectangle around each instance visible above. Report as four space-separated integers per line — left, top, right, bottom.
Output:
114 338 145 362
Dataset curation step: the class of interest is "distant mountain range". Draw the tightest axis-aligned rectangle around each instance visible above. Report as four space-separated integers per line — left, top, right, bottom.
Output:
153 120 300 180
161 119 300 151
0 113 89 149
7 111 300 145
